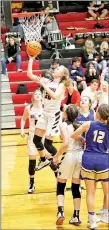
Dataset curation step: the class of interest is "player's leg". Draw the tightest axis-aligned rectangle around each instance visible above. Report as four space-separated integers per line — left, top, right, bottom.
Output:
28 155 36 193
56 178 66 225
85 180 97 229
27 132 37 193
100 181 109 224
69 178 81 226
33 128 50 170
56 152 73 225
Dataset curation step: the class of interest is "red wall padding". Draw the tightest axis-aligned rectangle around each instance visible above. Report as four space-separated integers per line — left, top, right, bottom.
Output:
12 94 32 104
10 82 40 93
7 60 40 71
8 71 41 82
16 118 29 128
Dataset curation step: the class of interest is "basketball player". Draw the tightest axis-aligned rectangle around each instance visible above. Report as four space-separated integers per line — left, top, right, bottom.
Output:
71 104 109 229
27 56 70 171
21 89 43 193
76 96 94 125
53 104 83 226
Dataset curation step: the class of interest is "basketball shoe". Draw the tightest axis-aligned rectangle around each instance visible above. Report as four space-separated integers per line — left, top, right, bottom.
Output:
35 158 50 171
101 210 109 224
69 216 81 226
28 182 35 194
56 211 65 225
88 214 97 229
96 207 104 215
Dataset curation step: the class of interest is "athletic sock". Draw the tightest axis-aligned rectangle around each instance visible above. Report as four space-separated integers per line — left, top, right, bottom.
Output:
41 157 46 162
88 212 94 215
58 206 64 213
73 210 80 218
30 178 34 184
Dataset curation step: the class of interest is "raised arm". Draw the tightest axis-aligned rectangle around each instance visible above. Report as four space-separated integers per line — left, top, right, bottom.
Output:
27 57 41 82
21 106 29 137
71 121 91 140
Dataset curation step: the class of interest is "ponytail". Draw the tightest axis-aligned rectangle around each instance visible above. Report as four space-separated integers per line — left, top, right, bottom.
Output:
107 117 109 131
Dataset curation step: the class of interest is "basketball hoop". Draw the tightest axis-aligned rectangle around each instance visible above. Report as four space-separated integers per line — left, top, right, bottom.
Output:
19 13 48 44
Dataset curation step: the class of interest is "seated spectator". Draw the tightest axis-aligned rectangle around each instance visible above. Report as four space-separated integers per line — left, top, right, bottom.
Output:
101 62 109 84
42 13 59 49
88 1 108 19
81 38 99 70
81 79 99 109
85 62 100 85
10 17 24 42
69 57 87 92
98 41 109 70
61 80 80 110
97 80 108 106
1 36 22 76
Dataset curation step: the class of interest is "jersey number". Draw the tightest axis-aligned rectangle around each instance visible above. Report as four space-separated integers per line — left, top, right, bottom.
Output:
93 130 105 143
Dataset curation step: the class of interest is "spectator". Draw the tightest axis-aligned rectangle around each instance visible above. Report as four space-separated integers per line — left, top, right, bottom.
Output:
85 62 99 85
98 41 109 69
81 79 99 109
1 36 22 76
97 81 108 106
81 38 99 70
50 59 60 71
88 1 108 19
101 63 109 84
61 80 80 109
42 13 59 49
10 17 24 42
69 57 87 92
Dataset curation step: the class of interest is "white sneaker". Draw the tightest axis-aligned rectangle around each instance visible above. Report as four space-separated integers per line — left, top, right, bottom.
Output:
96 207 104 215
94 215 100 223
69 216 81 225
88 214 97 229
28 183 35 194
35 159 50 171
1 74 6 77
56 212 65 225
101 212 109 224
17 68 22 72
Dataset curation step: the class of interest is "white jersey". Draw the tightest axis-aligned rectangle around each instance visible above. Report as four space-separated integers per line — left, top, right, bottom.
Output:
66 122 82 152
26 104 42 132
43 78 64 112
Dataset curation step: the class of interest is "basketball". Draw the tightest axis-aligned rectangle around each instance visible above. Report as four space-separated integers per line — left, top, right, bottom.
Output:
26 41 42 57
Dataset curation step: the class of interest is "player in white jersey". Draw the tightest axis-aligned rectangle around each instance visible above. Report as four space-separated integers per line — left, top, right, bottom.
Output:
27 56 70 171
21 89 43 193
53 104 83 226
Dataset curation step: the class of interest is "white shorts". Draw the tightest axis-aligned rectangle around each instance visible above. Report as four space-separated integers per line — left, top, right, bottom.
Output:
57 150 83 180
27 132 38 156
36 110 61 137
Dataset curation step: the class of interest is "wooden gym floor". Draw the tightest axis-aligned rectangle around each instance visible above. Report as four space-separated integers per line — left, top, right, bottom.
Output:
1 130 108 230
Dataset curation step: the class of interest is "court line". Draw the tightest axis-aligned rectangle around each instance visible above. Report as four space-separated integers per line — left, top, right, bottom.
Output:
2 187 103 197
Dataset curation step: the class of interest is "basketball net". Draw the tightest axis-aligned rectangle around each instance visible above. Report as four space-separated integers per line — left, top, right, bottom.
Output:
21 14 47 44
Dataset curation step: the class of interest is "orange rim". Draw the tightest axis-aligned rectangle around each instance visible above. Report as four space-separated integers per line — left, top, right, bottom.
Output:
12 11 48 18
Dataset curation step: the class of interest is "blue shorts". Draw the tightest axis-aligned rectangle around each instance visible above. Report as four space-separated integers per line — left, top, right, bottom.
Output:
80 152 109 182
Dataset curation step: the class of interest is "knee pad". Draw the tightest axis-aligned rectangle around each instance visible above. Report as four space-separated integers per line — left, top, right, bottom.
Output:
33 135 44 151
28 160 36 176
71 183 81 199
57 182 66 196
44 138 57 156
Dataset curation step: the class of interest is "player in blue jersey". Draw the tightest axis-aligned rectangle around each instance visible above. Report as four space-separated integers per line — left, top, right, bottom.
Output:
71 104 109 229
76 96 94 125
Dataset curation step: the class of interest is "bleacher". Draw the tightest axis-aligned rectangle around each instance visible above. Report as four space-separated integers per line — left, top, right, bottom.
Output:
1 11 109 129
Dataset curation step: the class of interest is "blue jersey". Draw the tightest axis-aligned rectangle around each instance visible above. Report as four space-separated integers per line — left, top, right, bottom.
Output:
85 121 109 155
76 110 94 124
